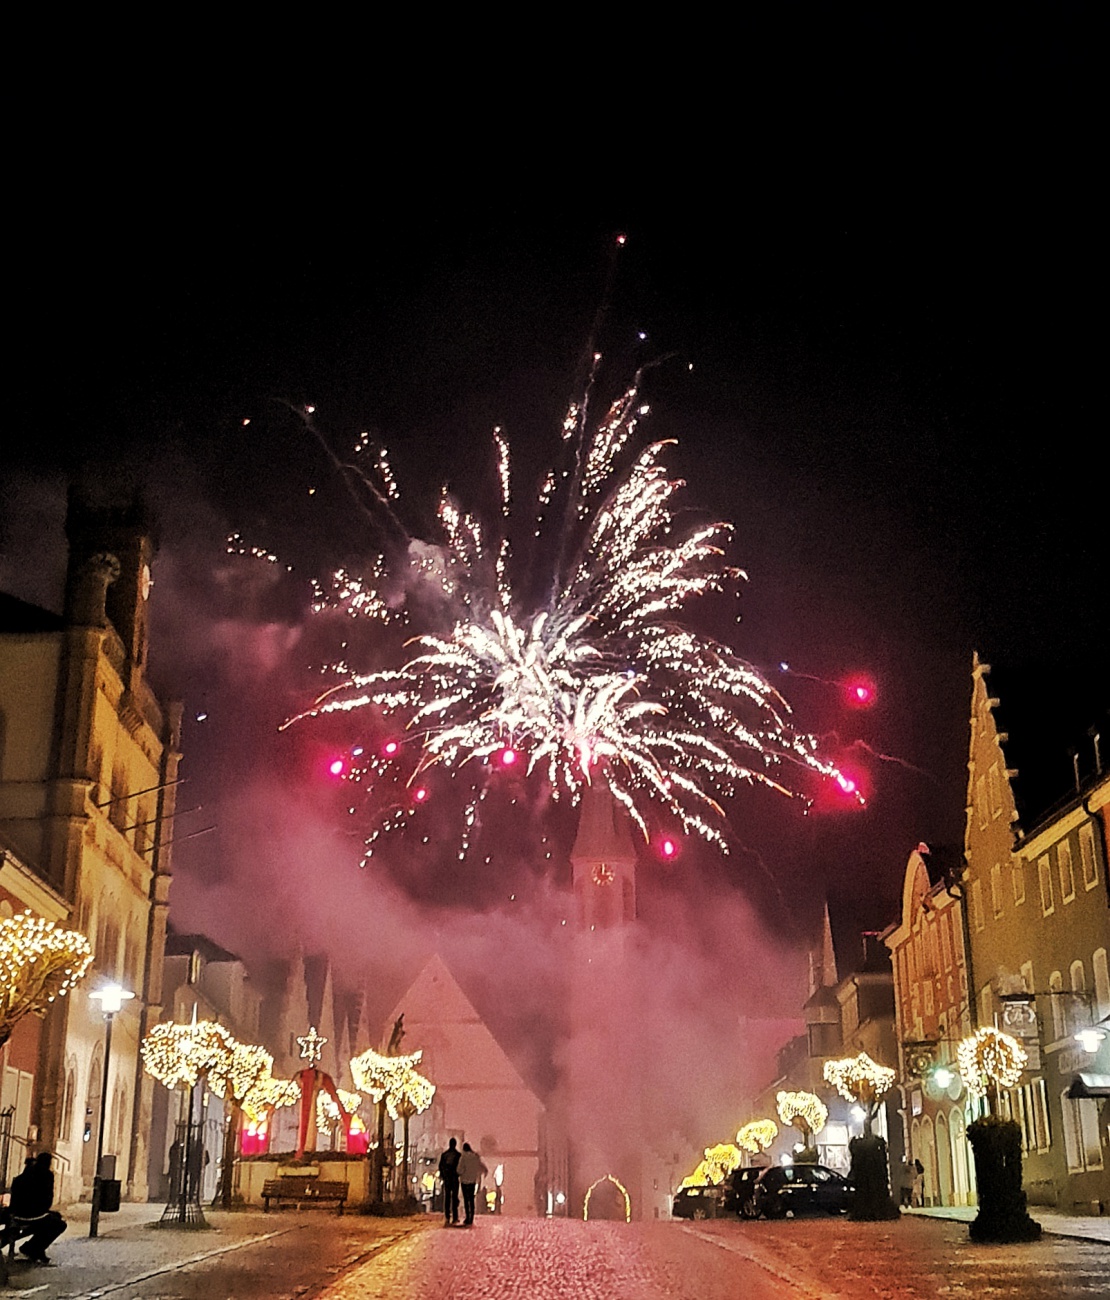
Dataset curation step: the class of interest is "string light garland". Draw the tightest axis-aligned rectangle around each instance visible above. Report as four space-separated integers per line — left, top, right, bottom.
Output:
278 350 855 865
207 1041 275 1105
776 1090 828 1140
735 1119 779 1154
957 1027 1027 1099
0 911 93 1048
384 1063 435 1122
349 1046 423 1103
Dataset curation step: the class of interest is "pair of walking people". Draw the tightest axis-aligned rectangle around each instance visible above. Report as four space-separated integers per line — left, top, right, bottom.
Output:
438 1138 488 1226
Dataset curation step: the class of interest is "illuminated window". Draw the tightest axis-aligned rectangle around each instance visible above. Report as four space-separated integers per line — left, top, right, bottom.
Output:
1069 961 1087 1036
1058 841 1075 903
1012 859 1026 905
1038 857 1054 916
1079 823 1098 891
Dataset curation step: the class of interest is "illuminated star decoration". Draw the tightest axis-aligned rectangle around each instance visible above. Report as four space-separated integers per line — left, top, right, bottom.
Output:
297 1026 328 1067
281 327 858 863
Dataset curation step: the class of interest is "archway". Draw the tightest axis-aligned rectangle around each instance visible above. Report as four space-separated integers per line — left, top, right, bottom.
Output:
918 1115 938 1206
935 1112 952 1207
949 1107 973 1205
583 1174 631 1222
81 1047 103 1182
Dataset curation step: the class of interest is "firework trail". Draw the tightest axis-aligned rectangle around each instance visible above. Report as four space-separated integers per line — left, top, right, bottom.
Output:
280 353 855 863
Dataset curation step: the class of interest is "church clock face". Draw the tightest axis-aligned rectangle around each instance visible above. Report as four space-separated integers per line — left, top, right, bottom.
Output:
140 563 152 601
592 861 614 886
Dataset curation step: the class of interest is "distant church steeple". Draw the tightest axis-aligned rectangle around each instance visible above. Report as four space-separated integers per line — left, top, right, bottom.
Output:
570 782 638 932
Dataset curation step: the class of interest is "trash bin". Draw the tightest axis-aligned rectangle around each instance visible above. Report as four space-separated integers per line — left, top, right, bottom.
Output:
99 1179 122 1213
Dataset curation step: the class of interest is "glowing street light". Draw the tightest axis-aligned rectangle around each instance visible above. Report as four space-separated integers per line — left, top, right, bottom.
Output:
88 983 135 1238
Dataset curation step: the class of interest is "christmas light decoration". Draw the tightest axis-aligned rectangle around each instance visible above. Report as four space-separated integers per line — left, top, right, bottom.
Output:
207 1041 274 1105
349 1045 423 1101
240 1074 301 1124
296 1026 328 1066
823 1052 895 1107
957 1028 1027 1100
141 1020 234 1090
317 1086 364 1133
735 1119 779 1154
0 911 93 1048
679 1160 715 1189
280 357 856 863
776 1090 828 1142
583 1173 631 1222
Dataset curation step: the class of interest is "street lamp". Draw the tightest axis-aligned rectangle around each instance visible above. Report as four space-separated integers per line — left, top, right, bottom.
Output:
88 982 135 1238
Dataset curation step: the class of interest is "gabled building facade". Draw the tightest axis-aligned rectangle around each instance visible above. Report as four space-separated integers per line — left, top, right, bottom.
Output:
961 655 1110 1212
0 493 180 1203
884 844 976 1206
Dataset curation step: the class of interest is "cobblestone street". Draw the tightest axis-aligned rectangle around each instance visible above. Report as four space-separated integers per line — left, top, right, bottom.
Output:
4 1208 1108 1298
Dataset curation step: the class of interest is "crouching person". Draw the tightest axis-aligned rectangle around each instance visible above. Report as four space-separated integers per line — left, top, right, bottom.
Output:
10 1152 67 1264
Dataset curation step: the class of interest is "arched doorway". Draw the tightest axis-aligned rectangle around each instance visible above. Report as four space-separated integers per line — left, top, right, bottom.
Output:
918 1115 938 1206
81 1047 103 1184
949 1107 973 1205
935 1113 952 1206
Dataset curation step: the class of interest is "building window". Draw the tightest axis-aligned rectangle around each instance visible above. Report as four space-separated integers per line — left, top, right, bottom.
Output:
1012 859 1026 905
1069 961 1087 1036
1020 961 1034 996
990 863 1004 918
1062 1093 1104 1172
1049 971 1065 1041
971 880 985 932
1058 840 1076 903
988 763 1003 818
940 912 952 970
1030 1079 1051 1152
1094 949 1110 1021
976 777 988 829
1079 823 1098 891
979 984 994 1028
1038 856 1054 916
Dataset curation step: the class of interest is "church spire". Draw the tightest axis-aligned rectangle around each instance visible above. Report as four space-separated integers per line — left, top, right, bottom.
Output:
570 783 638 931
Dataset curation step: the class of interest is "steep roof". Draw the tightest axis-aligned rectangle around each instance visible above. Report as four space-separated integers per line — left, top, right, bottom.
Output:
385 954 540 1101
571 782 638 864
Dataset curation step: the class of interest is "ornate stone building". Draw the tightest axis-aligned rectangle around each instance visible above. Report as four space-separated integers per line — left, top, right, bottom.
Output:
0 492 180 1202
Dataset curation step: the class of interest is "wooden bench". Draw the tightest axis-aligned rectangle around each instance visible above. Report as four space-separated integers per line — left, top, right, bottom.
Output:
261 1177 348 1214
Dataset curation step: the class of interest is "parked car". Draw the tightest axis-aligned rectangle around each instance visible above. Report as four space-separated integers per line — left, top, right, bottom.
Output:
723 1166 764 1218
672 1183 728 1219
750 1164 853 1218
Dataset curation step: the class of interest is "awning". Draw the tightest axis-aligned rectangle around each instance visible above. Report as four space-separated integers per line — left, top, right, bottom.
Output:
1067 1073 1110 1099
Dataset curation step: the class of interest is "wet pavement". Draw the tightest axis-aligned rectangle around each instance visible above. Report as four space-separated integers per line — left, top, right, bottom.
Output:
319 1213 1110 1300
3 1205 1107 1298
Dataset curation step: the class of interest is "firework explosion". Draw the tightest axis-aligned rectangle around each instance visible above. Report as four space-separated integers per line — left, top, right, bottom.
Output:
280 353 856 863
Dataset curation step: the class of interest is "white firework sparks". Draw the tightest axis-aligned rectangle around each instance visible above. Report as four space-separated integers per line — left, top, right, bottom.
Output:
284 358 853 857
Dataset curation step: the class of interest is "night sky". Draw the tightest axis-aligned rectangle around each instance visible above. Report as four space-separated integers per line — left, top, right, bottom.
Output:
3 15 1104 1108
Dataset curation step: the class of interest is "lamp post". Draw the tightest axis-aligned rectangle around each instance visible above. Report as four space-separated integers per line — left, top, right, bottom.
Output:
88 983 134 1238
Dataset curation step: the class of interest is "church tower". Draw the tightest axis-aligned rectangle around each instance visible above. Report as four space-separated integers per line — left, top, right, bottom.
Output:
570 781 638 934
563 781 651 1221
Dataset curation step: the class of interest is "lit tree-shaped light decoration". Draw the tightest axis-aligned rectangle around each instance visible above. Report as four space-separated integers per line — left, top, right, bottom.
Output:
957 1028 1027 1111
735 1119 779 1156
0 911 93 1048
351 1045 423 1201
678 1142 743 1189
206 1040 274 1209
385 1062 435 1199
776 1090 828 1157
823 1052 896 1137
958 1027 1039 1243
141 1019 234 1090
